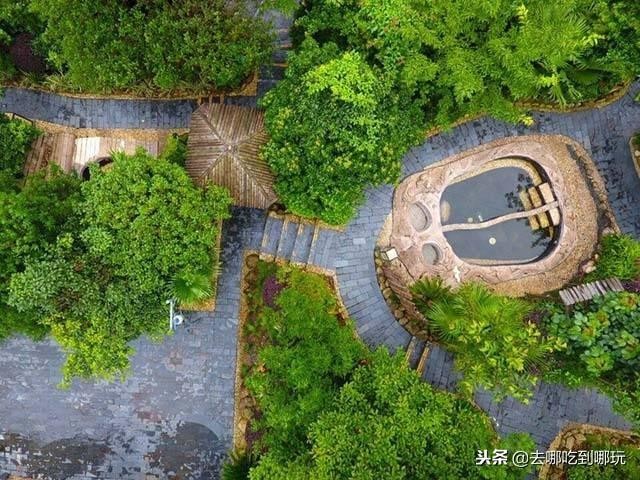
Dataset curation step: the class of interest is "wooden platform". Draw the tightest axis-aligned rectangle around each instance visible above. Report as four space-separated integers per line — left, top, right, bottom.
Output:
23 133 164 177
23 132 76 175
559 278 625 306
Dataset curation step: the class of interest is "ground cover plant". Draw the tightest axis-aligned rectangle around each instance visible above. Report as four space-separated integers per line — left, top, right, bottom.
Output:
1 0 273 94
543 290 640 430
261 0 640 224
0 115 39 188
230 261 535 480
565 433 640 480
412 279 559 403
0 131 232 384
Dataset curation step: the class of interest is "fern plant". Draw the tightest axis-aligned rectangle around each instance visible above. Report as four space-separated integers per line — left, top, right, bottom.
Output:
172 269 213 305
419 282 558 403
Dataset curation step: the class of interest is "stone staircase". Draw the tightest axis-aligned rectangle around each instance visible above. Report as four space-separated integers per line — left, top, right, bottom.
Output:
404 336 431 377
257 16 292 98
259 213 338 269
518 182 561 232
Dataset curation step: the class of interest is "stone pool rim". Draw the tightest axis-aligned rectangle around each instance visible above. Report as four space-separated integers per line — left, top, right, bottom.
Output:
387 134 615 296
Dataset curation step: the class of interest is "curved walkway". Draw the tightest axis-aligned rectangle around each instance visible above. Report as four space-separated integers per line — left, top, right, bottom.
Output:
1 70 639 477
334 81 640 448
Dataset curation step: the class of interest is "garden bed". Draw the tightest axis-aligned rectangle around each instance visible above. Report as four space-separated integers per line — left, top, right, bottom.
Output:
539 423 640 479
232 254 350 452
181 218 224 312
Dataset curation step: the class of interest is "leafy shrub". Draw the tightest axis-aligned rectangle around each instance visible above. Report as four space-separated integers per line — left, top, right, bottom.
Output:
244 266 366 459
29 0 273 92
413 280 558 403
262 0 640 224
8 149 231 384
144 0 273 90
410 276 452 313
250 349 534 480
587 234 640 282
0 164 80 340
172 270 213 306
545 292 640 378
566 434 640 480
0 115 39 184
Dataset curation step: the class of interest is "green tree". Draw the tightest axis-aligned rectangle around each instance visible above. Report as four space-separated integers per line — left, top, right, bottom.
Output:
250 350 534 480
261 39 425 224
8 150 231 384
0 167 81 339
29 0 273 92
144 0 273 90
413 281 558 403
262 0 639 224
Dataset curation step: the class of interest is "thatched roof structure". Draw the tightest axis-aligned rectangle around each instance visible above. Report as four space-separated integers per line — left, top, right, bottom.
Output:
185 103 277 209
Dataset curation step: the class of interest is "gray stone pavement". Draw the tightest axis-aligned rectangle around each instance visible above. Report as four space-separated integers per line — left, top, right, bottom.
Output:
335 81 640 449
0 208 266 480
1 45 640 477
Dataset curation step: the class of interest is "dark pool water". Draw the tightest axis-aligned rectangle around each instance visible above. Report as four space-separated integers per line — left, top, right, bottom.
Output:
440 166 533 225
444 218 556 263
439 164 557 264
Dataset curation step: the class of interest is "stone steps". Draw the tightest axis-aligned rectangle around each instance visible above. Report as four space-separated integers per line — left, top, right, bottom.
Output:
404 336 431 377
260 213 336 269
518 182 560 233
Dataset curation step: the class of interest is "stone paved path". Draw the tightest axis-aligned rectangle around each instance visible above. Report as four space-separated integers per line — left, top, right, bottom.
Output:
334 81 640 449
2 30 640 478
0 208 266 480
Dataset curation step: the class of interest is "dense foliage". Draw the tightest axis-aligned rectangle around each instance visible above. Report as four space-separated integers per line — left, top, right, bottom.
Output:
586 234 640 282
546 292 640 378
5 0 273 93
0 167 81 340
0 115 39 188
244 265 365 458
4 149 231 384
262 0 640 224
242 264 534 479
261 40 425 224
412 280 558 402
566 435 640 480
250 350 534 480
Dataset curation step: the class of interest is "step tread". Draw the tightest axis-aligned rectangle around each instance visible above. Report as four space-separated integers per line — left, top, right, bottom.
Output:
528 186 543 208
416 343 431 375
537 211 550 228
277 220 298 260
291 223 315 263
538 182 555 203
262 217 284 256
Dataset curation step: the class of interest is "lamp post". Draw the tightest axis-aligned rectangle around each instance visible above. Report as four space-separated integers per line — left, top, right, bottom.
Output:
166 298 185 331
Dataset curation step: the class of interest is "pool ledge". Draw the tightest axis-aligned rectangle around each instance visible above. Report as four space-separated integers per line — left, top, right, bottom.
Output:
385 134 617 296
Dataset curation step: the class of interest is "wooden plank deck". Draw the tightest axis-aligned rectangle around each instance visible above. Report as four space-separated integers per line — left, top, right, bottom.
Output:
559 278 625 306
23 132 76 175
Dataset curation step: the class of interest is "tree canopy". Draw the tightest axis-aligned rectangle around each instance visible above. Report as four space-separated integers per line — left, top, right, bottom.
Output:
262 0 640 224
10 0 273 92
3 148 231 384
